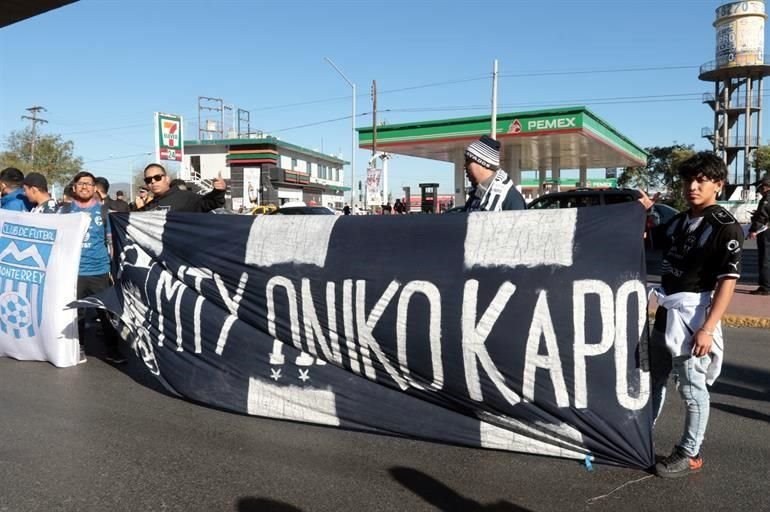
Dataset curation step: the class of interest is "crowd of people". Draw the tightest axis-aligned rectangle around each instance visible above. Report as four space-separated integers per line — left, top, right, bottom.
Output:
0 163 227 365
1 138 768 479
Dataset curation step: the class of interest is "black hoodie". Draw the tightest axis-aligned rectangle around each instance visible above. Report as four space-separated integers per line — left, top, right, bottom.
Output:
139 186 225 213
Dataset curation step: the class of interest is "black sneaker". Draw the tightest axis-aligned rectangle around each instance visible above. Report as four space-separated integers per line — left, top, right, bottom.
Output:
749 288 770 296
655 447 703 478
105 352 127 365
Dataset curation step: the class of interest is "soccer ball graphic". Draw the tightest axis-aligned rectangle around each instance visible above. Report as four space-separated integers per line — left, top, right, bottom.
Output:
0 292 32 331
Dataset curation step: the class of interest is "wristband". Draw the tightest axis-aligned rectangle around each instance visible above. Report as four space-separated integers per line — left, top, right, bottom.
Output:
699 327 715 336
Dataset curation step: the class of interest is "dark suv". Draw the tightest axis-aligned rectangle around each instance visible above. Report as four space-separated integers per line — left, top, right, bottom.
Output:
527 188 679 247
527 188 641 209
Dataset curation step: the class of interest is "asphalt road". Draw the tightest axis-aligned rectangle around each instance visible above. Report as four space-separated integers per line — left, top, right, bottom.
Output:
1 326 768 512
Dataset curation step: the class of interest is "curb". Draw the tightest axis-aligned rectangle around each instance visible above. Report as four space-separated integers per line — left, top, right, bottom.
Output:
648 309 770 330
721 313 770 329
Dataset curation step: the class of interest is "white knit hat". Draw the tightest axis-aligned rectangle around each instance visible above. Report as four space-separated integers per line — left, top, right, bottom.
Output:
465 135 500 169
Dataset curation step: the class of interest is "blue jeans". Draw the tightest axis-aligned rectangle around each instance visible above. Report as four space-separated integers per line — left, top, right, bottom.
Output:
650 329 711 457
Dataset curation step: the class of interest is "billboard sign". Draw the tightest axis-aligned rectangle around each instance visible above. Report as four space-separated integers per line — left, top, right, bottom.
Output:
243 167 261 209
154 113 184 162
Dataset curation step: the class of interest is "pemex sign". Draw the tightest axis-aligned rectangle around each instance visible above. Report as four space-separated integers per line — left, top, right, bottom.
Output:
505 114 581 135
154 113 184 162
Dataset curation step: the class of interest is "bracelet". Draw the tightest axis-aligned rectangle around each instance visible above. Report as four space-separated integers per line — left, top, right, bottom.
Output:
699 327 715 336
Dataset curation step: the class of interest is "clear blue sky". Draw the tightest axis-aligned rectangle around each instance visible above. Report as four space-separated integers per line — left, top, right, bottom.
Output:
0 0 756 196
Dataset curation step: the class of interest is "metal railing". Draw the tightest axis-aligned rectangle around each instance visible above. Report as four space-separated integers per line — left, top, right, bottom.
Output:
701 127 714 138
700 52 769 75
702 92 761 109
724 136 761 147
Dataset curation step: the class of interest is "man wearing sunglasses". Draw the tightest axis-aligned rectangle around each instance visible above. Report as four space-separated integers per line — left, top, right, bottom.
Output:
138 163 226 212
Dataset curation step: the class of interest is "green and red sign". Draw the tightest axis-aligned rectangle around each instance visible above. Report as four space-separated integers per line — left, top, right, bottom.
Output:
154 112 184 162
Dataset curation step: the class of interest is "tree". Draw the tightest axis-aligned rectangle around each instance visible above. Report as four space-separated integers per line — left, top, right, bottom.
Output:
752 145 770 179
618 144 695 210
617 165 654 191
0 128 83 187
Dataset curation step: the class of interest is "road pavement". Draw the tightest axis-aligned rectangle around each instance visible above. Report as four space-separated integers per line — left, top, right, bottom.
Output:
0 326 768 512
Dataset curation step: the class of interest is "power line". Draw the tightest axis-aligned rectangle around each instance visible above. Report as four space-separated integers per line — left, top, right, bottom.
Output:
82 152 155 164
271 112 370 133
499 64 698 78
44 64 706 138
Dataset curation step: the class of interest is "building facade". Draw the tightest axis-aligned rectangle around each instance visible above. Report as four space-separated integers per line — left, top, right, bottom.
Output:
182 137 349 211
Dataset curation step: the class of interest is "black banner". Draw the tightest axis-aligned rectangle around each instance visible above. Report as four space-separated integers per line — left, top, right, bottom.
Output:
86 203 653 468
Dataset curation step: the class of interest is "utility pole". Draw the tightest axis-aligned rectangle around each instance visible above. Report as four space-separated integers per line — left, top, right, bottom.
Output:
371 80 377 156
369 80 378 211
491 60 498 139
21 106 48 166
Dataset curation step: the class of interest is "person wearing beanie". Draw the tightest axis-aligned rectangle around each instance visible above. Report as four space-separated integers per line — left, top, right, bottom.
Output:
22 172 58 213
0 167 32 211
462 135 525 212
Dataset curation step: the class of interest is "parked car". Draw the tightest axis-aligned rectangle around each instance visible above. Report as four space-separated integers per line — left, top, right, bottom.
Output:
527 188 641 209
269 205 335 215
527 188 679 248
250 204 278 215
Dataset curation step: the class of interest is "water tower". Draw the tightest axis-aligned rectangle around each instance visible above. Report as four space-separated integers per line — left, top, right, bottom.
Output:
700 0 770 192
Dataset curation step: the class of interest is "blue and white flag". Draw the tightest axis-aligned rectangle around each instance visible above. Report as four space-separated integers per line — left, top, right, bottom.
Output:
85 203 654 468
0 210 89 367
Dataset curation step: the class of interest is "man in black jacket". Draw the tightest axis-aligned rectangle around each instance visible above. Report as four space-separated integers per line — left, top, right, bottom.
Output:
138 163 226 212
748 174 770 295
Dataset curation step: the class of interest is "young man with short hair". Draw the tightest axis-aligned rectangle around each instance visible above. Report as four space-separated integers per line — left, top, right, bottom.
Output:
640 151 743 478
22 172 58 213
59 171 125 364
0 167 32 211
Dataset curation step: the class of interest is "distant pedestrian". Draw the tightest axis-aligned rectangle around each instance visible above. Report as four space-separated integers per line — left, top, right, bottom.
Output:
343 204 351 215
59 171 125 364
640 152 743 478
462 135 525 212
138 164 225 212
22 172 57 213
0 167 32 211
95 176 130 213
393 198 406 214
747 174 770 295
131 187 151 211
113 191 131 212
382 202 392 215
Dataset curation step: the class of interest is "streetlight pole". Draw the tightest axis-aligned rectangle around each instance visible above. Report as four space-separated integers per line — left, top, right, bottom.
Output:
129 152 153 201
324 57 356 206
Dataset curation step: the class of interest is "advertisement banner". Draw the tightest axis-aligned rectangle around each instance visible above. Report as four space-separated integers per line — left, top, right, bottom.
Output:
154 113 184 162
81 204 653 468
243 167 261 210
0 210 89 367
366 167 383 206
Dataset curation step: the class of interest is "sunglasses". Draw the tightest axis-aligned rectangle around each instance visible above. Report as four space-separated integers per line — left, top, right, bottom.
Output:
143 174 165 185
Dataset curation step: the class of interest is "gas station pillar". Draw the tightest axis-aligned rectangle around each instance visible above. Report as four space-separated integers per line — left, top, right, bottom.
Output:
552 156 561 192
454 152 466 208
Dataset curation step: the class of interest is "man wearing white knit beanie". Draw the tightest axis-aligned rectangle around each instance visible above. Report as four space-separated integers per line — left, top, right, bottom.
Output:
463 135 525 212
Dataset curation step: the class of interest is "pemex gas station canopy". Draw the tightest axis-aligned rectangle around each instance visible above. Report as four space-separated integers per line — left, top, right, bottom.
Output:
357 106 647 170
